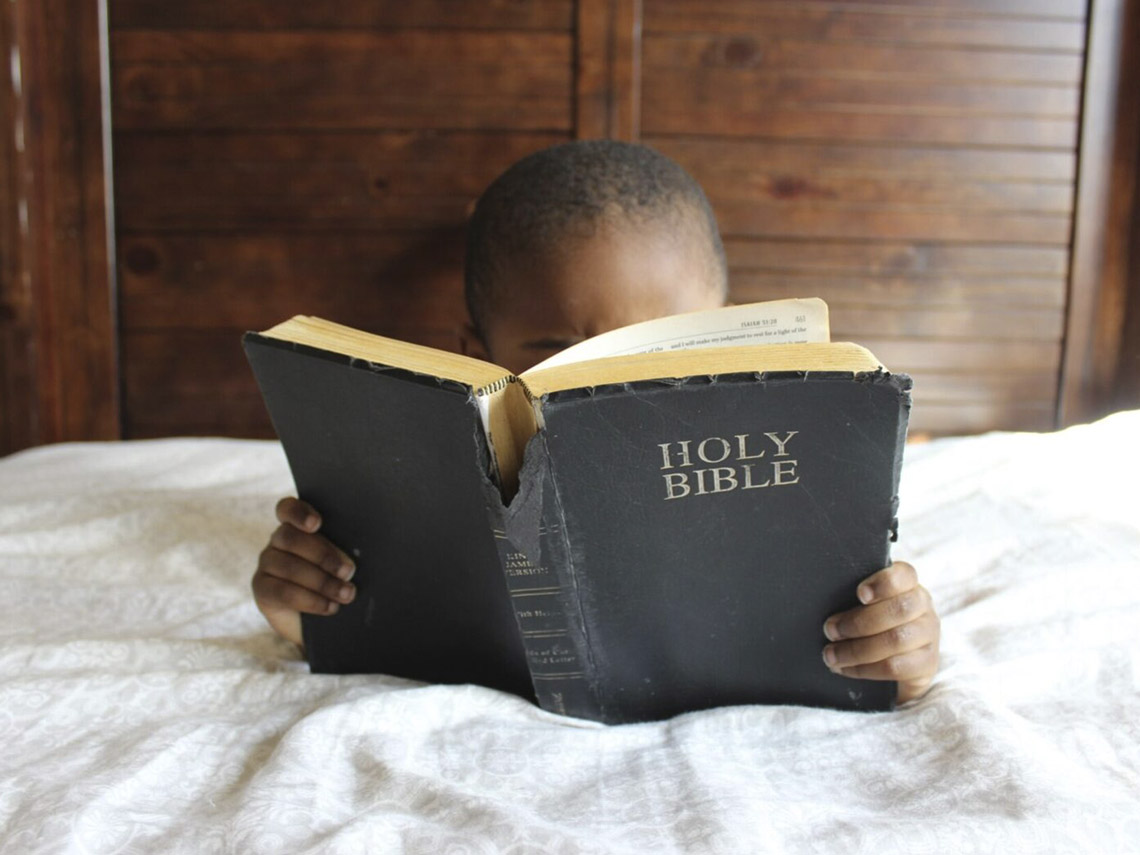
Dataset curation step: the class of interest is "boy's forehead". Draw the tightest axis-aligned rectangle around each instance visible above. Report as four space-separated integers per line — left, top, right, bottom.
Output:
492 218 723 334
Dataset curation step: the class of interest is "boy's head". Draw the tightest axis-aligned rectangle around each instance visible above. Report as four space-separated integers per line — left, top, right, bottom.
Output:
462 140 728 374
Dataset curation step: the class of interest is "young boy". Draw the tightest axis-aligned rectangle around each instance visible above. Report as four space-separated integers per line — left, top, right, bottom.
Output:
251 140 940 704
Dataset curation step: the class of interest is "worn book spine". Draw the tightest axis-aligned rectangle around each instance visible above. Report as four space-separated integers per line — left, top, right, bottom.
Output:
483 444 603 720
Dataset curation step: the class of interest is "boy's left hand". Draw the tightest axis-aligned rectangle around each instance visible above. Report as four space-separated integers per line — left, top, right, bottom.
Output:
822 561 940 704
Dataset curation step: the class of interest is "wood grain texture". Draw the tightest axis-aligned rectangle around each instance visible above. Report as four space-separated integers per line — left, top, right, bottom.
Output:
731 274 1066 311
575 0 642 139
118 232 468 332
645 2 1086 49
725 239 1070 276
105 0 1111 440
110 0 574 31
113 132 566 231
8 0 119 449
647 0 1086 18
654 140 1075 244
112 31 573 131
1060 0 1140 425
0 0 34 454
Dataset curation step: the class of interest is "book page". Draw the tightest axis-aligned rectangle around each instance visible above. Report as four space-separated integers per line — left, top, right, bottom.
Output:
525 298 830 373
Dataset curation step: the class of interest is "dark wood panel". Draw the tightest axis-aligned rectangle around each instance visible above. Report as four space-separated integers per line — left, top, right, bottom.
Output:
0 0 32 454
646 72 1078 117
906 370 1058 403
644 2 1086 50
730 273 1066 309
575 0 642 139
828 305 1064 341
907 401 1056 435
724 240 1070 277
643 34 1084 84
649 0 1087 17
693 166 1070 213
857 337 1061 373
110 0 574 31
652 139 1077 183
9 0 119 447
712 202 1070 243
641 30 1082 146
113 132 566 231
118 233 467 332
1061 0 1140 425
644 98 1077 148
112 31 572 131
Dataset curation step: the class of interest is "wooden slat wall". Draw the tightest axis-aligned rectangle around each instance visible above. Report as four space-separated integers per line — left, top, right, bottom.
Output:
640 0 1087 434
105 0 1104 440
110 1 573 437
0 0 119 451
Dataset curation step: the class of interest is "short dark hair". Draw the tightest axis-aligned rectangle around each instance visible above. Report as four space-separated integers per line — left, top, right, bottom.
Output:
464 140 727 338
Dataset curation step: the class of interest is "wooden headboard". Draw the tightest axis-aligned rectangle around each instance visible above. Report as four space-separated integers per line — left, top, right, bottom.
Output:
3 0 1138 454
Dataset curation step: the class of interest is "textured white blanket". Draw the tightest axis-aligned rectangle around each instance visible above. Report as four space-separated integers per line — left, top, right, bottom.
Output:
1 412 1138 854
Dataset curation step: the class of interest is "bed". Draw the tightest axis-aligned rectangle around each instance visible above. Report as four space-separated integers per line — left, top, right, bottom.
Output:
1 411 1138 853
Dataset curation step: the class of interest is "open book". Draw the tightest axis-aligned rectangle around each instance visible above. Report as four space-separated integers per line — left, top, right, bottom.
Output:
244 298 910 723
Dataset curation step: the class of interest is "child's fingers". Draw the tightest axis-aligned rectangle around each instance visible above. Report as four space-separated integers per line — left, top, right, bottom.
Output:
823 610 939 672
256 547 356 607
854 561 918 605
253 569 342 617
275 496 322 532
825 642 940 687
268 524 355 581
823 584 934 642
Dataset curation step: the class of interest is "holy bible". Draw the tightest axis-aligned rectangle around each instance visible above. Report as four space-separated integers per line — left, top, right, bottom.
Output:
243 298 911 723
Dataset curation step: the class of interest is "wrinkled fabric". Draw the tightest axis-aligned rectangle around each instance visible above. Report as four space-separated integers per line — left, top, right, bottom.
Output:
1 412 1138 854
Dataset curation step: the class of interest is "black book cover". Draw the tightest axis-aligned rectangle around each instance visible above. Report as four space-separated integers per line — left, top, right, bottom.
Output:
243 334 533 699
494 370 910 723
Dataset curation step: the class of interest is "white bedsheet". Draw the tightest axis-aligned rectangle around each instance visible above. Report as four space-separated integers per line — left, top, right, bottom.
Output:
1 412 1138 854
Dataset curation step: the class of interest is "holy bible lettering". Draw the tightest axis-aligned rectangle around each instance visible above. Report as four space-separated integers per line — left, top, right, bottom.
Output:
658 432 800 500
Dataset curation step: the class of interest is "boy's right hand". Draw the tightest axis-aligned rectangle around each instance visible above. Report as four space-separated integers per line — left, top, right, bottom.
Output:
251 497 357 648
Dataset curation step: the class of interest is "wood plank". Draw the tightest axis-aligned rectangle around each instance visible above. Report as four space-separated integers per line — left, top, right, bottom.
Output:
647 0 1087 21
113 131 567 231
110 0 574 31
12 0 119 445
112 31 572 131
118 233 468 331
905 371 1058 403
1060 0 1139 425
828 305 1064 341
643 35 1084 85
644 3 1086 50
644 95 1078 148
730 273 1067 309
651 138 1077 183
725 240 1070 277
646 70 1079 117
856 337 1061 373
907 401 1056 435
712 201 1071 244
0 0 33 454
575 0 642 139
693 167 1071 214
